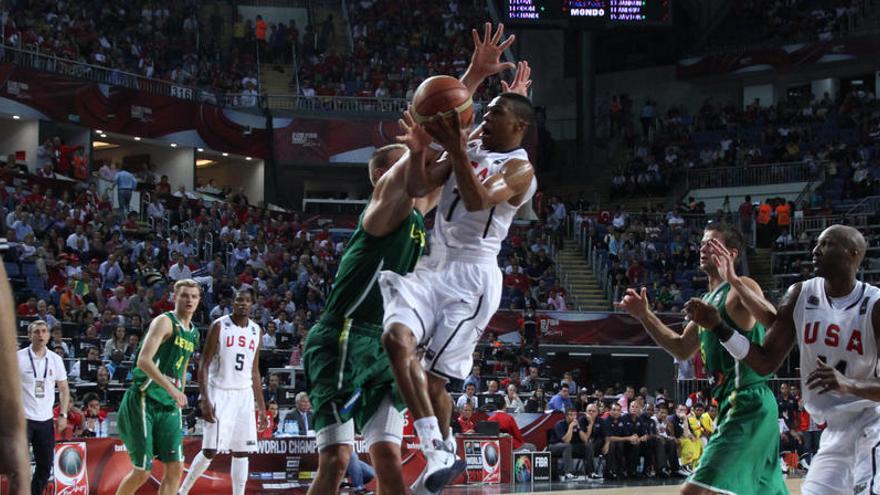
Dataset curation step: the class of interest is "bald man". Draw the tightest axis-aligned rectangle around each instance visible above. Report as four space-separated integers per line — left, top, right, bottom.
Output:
686 224 880 495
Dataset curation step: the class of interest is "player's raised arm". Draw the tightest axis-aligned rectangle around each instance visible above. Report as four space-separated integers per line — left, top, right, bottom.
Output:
708 238 777 328
616 287 700 360
198 320 222 423
686 283 800 375
138 314 188 407
460 22 516 96
806 298 880 401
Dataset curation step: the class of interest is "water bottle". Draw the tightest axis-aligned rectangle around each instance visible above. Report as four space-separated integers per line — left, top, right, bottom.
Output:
290 419 300 436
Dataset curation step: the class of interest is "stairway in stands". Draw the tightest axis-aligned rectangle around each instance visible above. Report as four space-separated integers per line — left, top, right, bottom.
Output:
555 246 611 312
749 248 775 294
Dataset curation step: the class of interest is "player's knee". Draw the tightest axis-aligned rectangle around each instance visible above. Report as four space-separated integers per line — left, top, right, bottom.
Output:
163 462 184 481
128 468 151 484
382 325 414 359
319 445 352 477
426 373 448 395
203 449 217 459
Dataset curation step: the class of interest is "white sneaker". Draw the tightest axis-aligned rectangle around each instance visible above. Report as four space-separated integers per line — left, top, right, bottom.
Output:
410 439 467 495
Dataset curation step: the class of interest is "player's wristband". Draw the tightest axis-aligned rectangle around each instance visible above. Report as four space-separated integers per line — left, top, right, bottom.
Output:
429 142 445 151
713 321 751 361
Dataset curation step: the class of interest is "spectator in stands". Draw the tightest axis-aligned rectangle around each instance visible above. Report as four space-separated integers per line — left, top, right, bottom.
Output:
673 404 701 472
456 402 476 434
549 407 592 481
525 387 548 413
504 384 524 413
604 403 636 479
617 385 636 411
456 383 478 410
261 321 278 349
69 346 102 382
50 327 70 358
559 371 578 394
263 373 281 403
16 296 37 316
548 384 573 412
463 364 483 393
113 167 138 214
103 325 128 359
288 392 314 434
80 393 108 438
777 383 799 430
521 366 542 392
168 253 193 281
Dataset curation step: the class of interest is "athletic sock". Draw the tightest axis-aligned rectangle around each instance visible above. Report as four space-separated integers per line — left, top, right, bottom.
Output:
414 416 443 446
178 451 212 495
232 457 249 495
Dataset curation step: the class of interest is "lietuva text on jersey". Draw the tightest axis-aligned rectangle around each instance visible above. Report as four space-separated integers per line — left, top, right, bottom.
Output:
434 141 537 259
794 278 880 422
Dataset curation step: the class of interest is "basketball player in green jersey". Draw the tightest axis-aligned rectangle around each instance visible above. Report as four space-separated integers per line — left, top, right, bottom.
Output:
617 223 788 495
116 279 201 495
304 22 526 495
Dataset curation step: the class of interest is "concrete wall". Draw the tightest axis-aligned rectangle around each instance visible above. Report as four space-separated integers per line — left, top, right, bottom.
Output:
743 83 774 108
197 159 265 205
94 144 195 192
0 119 39 171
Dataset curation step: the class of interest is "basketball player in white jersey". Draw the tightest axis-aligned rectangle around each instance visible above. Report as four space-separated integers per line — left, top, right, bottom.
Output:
687 224 880 495
179 288 268 495
380 84 537 493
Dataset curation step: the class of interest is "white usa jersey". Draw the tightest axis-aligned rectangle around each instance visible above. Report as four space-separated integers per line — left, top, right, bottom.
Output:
794 277 880 422
208 315 260 390
432 141 537 260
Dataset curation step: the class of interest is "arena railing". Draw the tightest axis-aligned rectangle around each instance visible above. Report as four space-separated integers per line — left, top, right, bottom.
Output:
685 161 817 190
0 44 476 116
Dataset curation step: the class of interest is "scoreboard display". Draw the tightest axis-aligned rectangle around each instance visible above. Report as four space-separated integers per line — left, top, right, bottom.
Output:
505 0 672 27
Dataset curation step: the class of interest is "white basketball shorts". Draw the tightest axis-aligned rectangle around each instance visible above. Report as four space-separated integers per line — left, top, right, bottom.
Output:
379 254 502 382
202 387 258 454
803 405 880 495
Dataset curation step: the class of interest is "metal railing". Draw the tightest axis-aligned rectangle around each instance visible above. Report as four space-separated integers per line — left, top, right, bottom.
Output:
846 195 880 216
686 161 818 190
792 213 868 236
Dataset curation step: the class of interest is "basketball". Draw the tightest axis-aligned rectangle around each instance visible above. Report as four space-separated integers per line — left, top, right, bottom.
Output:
411 75 474 127
58 446 83 477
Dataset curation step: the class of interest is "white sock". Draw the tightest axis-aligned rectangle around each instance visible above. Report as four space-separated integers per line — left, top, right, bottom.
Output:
414 416 443 445
232 457 249 495
179 451 212 495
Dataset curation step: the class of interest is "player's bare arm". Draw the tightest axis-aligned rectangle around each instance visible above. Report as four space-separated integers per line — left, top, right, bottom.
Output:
460 23 515 97
688 282 800 375
708 238 777 328
616 287 700 360
251 339 268 431
0 260 29 495
138 315 188 407
806 298 880 401
198 320 221 423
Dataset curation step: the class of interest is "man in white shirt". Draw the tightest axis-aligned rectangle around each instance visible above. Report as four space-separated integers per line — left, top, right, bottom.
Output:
167 254 193 281
65 224 90 252
18 320 70 495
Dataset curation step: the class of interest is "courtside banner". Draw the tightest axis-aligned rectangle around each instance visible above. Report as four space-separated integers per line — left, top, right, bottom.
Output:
54 442 89 495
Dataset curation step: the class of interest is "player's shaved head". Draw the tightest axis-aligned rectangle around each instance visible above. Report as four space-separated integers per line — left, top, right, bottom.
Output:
368 144 406 186
823 224 867 263
498 93 535 127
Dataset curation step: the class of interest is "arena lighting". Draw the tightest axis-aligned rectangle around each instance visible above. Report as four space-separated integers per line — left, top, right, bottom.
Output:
245 156 252 161
222 152 229 157
99 134 107 138
197 148 205 152
610 353 650 358
570 352 591 357
12 115 20 120
133 136 142 141
95 129 103 134
170 143 178 148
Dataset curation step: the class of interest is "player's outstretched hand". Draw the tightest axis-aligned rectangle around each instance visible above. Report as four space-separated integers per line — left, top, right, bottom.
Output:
806 358 851 395
501 61 532 97
615 287 651 320
470 22 516 78
683 298 721 329
707 239 738 284
397 109 433 154
200 397 216 422
424 111 466 153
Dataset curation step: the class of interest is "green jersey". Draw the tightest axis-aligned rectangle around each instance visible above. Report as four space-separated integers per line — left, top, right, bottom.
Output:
322 208 426 326
698 282 767 402
131 311 199 407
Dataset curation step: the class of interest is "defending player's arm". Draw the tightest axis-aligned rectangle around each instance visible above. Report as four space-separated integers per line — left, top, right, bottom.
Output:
708 239 777 328
138 315 188 407
615 287 700 360
198 320 221 422
251 338 268 431
0 261 30 495
686 283 800 376
806 298 880 401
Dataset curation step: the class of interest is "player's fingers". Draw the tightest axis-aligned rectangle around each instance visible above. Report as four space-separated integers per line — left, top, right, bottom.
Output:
640 287 648 299
500 61 516 72
483 22 492 44
471 28 480 47
499 34 516 51
493 23 505 43
501 81 510 92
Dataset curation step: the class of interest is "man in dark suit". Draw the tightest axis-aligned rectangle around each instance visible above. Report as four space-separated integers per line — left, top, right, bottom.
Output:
287 392 314 433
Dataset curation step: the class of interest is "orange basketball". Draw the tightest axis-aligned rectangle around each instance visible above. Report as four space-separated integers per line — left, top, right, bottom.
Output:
411 75 474 127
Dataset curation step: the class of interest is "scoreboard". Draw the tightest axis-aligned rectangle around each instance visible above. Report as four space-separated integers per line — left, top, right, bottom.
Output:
505 0 672 27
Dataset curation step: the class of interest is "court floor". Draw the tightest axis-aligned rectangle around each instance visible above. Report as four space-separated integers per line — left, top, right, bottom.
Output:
441 477 805 494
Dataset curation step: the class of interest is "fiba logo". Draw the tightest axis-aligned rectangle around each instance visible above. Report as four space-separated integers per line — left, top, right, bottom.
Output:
515 455 532 482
